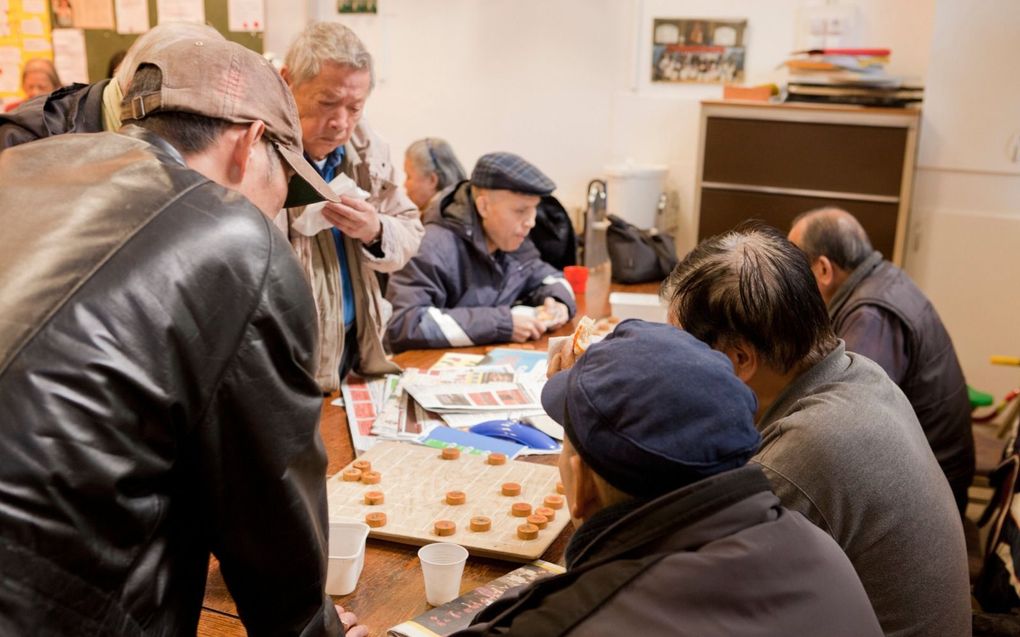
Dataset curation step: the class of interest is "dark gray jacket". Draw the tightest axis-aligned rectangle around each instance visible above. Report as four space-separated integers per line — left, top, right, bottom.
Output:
385 181 575 353
454 465 882 637
0 127 340 636
0 80 108 151
830 251 975 505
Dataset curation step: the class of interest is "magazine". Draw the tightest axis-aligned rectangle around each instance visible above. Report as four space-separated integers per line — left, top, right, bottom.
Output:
404 382 542 413
387 560 565 637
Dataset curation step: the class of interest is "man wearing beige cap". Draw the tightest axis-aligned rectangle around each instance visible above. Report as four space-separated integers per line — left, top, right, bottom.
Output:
0 38 364 636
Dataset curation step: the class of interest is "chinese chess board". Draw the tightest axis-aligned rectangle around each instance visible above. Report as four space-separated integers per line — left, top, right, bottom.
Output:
326 441 569 562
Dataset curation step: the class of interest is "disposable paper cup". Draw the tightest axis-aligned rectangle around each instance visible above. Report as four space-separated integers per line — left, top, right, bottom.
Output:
418 542 469 606
325 519 370 596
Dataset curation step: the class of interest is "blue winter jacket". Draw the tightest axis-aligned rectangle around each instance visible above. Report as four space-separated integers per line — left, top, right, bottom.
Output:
385 181 575 352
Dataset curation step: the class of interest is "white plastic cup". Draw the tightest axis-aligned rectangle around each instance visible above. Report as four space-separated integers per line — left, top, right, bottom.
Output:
417 542 469 606
325 519 370 596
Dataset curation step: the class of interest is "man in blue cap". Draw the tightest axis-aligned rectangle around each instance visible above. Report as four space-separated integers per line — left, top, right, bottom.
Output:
385 152 576 352
452 320 881 636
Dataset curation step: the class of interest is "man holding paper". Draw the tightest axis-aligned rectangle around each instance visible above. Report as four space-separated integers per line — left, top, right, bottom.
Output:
385 152 576 353
279 21 424 391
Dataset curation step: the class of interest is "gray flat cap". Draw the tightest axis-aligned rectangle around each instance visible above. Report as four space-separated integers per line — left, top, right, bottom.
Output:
471 152 556 196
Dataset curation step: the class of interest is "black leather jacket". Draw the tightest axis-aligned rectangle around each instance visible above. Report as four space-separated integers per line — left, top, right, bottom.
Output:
0 127 340 636
0 79 108 152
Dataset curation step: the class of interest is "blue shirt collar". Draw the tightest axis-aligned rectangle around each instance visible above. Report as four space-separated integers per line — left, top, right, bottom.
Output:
306 145 345 182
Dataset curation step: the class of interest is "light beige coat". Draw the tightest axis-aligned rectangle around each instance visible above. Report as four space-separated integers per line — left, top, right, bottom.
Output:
279 121 424 391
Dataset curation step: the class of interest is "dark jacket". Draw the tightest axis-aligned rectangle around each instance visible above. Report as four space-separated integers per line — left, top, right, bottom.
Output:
385 181 576 353
0 127 340 636
829 251 975 506
0 79 108 151
454 465 882 637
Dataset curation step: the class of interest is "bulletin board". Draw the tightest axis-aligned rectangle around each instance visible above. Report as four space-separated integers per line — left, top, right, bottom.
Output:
0 0 55 102
51 0 263 85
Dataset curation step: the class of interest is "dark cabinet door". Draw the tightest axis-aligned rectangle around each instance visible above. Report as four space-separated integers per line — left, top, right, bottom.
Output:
698 188 900 259
702 117 907 196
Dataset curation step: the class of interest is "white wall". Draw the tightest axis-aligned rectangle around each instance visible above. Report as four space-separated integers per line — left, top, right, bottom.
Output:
906 0 1020 401
265 0 935 251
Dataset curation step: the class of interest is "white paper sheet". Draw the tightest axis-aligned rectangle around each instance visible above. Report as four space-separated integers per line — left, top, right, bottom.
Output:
0 47 21 94
22 0 45 13
290 173 370 237
72 0 116 30
227 0 263 32
21 39 52 52
156 0 204 24
19 17 44 35
114 0 149 33
51 28 89 84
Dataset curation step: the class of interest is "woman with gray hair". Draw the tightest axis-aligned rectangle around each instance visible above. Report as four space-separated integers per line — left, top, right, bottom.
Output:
404 137 466 212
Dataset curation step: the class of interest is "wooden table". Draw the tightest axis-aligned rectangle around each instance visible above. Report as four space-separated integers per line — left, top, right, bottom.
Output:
198 284 661 636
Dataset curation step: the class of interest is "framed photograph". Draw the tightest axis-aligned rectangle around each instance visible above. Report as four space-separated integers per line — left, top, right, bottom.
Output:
652 18 747 84
338 0 377 14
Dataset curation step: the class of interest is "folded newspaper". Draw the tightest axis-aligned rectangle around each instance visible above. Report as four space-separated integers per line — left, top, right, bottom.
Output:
387 560 565 637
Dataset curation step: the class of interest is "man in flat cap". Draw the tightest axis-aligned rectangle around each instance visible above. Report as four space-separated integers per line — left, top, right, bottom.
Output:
385 151 576 352
452 321 881 636
0 37 364 636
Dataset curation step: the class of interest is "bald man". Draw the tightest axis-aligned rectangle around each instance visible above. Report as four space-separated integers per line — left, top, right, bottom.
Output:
789 208 974 515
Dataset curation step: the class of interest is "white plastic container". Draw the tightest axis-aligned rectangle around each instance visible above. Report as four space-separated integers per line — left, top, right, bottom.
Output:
604 162 667 230
610 292 669 324
325 518 370 596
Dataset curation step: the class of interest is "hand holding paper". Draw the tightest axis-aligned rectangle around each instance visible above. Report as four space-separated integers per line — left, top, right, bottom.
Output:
290 173 370 237
323 196 382 244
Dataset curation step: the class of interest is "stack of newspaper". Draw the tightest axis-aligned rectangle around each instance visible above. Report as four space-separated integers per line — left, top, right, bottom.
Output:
340 349 555 453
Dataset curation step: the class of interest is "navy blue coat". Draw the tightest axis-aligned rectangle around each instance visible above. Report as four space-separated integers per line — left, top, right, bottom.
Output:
385 181 575 353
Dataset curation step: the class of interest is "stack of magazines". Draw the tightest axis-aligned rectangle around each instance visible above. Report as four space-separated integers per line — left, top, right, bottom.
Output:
783 48 922 107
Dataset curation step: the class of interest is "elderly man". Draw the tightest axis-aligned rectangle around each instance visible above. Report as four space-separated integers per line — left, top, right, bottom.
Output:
0 38 364 636
663 223 969 637
279 21 423 390
0 22 223 151
788 207 975 515
454 321 881 636
385 152 576 353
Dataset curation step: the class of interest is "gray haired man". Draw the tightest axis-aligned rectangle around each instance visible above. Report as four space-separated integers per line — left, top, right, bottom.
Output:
280 21 423 391
789 207 975 515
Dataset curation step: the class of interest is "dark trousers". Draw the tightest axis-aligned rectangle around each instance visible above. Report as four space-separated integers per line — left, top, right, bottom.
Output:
338 323 359 383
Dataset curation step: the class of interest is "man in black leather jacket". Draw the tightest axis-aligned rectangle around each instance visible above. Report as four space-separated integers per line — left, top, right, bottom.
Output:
0 37 365 636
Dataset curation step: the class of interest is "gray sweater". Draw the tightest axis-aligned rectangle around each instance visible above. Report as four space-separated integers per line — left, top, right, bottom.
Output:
755 341 970 637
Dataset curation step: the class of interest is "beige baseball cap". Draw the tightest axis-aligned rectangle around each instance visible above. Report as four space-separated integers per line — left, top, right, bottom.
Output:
122 37 338 209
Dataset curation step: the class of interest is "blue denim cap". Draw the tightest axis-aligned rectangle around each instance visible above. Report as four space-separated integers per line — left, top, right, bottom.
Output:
541 320 760 497
471 152 555 196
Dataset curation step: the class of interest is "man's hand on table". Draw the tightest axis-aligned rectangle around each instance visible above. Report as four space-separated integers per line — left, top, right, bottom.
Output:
322 196 382 245
536 297 569 332
511 314 545 343
336 604 368 637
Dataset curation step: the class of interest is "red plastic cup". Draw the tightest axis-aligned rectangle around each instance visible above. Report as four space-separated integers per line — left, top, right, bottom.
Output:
563 265 588 294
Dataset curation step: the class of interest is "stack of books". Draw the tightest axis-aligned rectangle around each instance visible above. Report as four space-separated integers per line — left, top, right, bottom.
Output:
782 48 922 107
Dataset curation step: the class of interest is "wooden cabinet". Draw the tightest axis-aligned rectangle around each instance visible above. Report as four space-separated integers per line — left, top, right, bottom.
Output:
695 101 920 264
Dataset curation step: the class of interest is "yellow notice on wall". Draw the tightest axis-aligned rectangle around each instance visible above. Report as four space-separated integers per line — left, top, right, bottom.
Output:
0 0 53 106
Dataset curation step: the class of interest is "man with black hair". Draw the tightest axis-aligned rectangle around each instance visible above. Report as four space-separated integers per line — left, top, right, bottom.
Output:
0 37 364 636
663 223 969 637
455 320 881 636
789 207 974 515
